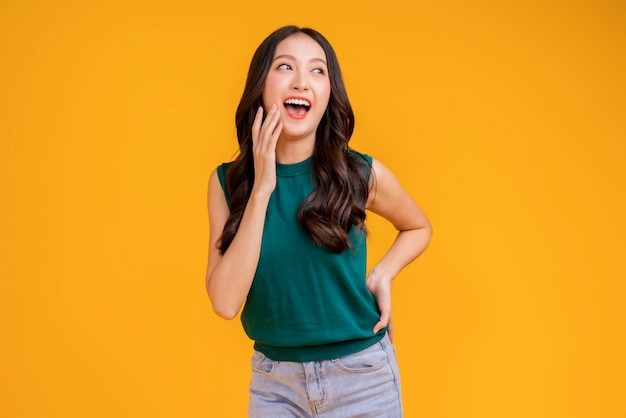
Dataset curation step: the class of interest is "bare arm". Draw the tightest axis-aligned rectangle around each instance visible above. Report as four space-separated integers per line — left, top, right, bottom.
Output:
366 158 433 340
205 105 282 319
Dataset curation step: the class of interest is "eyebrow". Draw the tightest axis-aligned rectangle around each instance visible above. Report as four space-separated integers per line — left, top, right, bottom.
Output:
273 54 327 65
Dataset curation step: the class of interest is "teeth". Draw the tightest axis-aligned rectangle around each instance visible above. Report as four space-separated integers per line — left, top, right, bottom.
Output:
284 98 311 107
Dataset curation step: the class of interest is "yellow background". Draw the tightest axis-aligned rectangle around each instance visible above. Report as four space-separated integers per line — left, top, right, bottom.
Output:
1 0 625 417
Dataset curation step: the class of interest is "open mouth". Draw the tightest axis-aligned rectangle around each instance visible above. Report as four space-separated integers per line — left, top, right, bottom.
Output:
283 98 311 118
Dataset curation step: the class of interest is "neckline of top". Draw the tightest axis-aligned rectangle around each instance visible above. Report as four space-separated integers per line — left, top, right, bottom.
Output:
276 156 312 177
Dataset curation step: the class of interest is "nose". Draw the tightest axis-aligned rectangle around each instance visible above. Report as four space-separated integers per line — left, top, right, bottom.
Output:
292 70 309 91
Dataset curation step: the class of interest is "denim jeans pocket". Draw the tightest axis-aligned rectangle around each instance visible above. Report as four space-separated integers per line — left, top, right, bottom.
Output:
333 341 389 373
251 351 278 375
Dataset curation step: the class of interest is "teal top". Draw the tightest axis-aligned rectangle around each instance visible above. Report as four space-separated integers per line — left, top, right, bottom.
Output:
216 152 385 362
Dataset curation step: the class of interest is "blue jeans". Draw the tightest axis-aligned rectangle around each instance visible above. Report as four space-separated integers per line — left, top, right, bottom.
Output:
248 333 402 417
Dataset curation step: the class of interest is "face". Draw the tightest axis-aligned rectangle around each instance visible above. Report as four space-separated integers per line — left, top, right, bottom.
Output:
262 33 331 143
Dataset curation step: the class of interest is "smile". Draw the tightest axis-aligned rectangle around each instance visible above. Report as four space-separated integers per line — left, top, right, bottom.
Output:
283 97 311 119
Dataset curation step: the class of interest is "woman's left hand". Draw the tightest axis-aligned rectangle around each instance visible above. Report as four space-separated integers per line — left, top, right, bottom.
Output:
364 157 433 345
367 272 394 343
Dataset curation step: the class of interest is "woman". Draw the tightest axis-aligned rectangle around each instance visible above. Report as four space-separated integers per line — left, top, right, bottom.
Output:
206 25 432 417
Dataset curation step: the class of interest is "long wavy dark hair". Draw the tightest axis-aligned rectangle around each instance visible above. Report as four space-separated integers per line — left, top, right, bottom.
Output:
219 26 372 254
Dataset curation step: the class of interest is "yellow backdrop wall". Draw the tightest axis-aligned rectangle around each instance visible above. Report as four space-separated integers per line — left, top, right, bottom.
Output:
1 0 625 417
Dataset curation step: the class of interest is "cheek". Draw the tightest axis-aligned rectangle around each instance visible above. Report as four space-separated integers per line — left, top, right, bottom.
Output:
319 81 331 105
261 88 271 109
262 77 279 106
317 87 331 113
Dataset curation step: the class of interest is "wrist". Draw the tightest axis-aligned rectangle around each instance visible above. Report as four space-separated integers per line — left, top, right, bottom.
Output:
249 186 273 202
368 265 394 283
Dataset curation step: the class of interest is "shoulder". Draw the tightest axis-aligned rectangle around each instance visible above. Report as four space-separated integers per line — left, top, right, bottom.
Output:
346 148 373 166
364 156 401 209
346 148 373 181
212 161 235 207
214 161 235 188
365 157 431 231
216 161 233 180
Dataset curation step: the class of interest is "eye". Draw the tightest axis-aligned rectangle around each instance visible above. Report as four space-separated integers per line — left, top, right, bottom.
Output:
312 68 325 75
277 63 292 70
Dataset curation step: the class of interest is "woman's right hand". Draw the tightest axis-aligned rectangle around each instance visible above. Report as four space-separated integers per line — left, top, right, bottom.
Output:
206 103 282 319
251 104 282 196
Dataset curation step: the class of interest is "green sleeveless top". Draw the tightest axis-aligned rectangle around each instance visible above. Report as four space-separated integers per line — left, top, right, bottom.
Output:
216 152 385 361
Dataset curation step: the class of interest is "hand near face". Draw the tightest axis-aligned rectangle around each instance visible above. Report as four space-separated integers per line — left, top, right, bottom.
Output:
251 104 282 196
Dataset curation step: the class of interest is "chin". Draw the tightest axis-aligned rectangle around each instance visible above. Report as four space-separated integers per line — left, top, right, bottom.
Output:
281 130 314 141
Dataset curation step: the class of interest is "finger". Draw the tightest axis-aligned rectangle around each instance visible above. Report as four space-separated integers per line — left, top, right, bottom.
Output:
267 105 281 132
263 104 280 132
270 121 282 143
259 104 280 151
251 106 263 146
387 316 395 343
373 306 391 334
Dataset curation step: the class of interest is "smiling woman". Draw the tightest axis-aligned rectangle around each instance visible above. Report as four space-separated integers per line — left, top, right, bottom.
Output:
262 34 329 136
204 25 432 417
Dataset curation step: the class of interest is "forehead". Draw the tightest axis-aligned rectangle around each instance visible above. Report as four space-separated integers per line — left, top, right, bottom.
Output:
273 33 327 61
